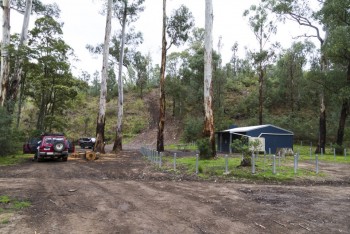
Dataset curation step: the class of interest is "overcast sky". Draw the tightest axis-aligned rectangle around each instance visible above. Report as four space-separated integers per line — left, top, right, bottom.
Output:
8 0 320 77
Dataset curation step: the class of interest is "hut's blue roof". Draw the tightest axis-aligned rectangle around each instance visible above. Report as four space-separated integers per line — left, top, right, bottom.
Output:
223 124 293 135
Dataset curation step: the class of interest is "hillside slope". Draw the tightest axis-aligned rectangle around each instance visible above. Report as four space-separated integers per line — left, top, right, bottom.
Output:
125 89 183 150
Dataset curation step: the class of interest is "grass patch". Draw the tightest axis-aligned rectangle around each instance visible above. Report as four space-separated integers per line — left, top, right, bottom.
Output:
165 143 197 151
144 143 349 182
161 152 324 182
0 213 11 225
294 145 350 164
0 153 32 166
0 195 31 225
0 195 31 211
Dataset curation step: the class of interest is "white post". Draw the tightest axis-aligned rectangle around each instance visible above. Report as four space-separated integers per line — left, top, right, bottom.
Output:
310 147 312 162
159 152 162 167
294 154 298 174
278 151 281 167
174 153 177 171
229 133 232 154
195 154 199 174
345 148 347 158
252 153 255 174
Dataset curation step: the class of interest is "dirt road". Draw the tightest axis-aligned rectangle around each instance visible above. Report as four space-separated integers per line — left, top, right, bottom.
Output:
0 150 349 234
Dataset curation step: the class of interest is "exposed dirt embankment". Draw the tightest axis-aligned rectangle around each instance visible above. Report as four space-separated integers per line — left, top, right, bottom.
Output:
124 89 183 150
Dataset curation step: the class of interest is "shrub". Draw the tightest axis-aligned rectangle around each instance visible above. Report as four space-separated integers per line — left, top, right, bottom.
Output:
0 108 18 156
333 144 345 155
196 138 212 160
183 117 203 143
231 138 261 167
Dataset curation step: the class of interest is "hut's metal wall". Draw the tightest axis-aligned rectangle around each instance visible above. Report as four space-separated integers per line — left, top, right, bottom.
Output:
217 125 293 154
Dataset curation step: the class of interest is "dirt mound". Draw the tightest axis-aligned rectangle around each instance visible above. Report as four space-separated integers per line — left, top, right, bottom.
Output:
125 90 183 150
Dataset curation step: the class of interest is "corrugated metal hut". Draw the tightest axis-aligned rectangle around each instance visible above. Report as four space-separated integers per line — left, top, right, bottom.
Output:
217 124 294 154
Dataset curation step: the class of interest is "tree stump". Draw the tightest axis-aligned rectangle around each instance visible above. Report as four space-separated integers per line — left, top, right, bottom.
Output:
240 157 251 167
85 151 96 161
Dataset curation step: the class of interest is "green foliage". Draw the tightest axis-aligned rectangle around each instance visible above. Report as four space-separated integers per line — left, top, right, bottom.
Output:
183 117 203 143
0 196 10 204
0 154 32 165
12 201 31 210
124 99 148 135
320 0 350 65
231 138 261 166
26 15 78 132
165 153 324 182
332 144 345 155
0 108 25 156
0 108 14 156
167 5 195 48
0 195 31 223
196 138 212 160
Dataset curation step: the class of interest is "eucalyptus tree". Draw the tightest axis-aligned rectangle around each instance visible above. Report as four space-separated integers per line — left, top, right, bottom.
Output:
95 0 113 154
318 0 350 147
165 51 188 117
0 0 51 109
157 0 167 152
157 3 194 152
132 51 148 99
230 42 239 78
244 2 278 125
5 0 32 114
0 0 11 107
111 0 145 152
27 15 77 132
275 41 315 112
265 0 327 153
203 0 215 157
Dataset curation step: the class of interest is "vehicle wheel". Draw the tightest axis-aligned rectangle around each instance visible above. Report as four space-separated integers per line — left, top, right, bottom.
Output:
80 144 85 149
37 156 43 162
54 141 65 152
62 157 68 162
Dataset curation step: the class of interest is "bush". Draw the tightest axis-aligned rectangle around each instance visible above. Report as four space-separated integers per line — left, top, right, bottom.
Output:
230 138 261 167
333 144 345 155
196 138 212 160
183 117 203 143
0 108 21 156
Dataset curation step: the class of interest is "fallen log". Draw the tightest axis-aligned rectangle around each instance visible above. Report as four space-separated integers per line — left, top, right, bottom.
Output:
69 152 81 158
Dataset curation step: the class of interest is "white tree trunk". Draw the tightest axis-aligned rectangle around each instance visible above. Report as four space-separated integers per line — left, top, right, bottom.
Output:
6 0 33 112
95 0 113 153
0 0 11 107
203 0 216 157
113 1 127 151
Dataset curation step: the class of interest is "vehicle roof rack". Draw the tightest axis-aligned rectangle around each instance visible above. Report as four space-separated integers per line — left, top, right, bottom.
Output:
41 132 65 136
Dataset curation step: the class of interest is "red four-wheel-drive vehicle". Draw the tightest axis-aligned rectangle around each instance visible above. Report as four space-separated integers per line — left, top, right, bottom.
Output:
34 133 71 162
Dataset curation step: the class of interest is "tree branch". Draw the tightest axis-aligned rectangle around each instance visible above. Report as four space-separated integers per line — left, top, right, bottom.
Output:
287 12 324 44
